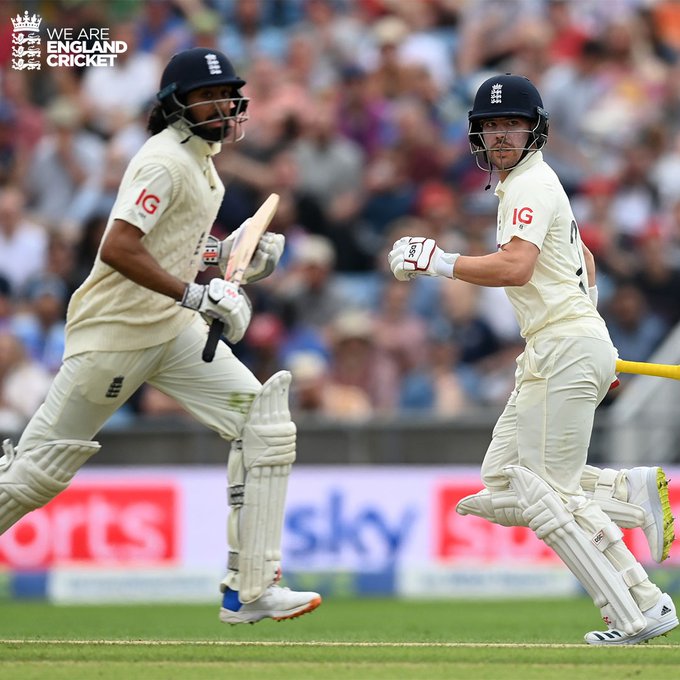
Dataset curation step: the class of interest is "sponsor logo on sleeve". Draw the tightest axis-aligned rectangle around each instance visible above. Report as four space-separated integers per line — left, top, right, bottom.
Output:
135 188 160 215
512 206 533 227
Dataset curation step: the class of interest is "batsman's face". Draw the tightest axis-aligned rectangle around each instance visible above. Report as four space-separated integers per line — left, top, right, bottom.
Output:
480 117 532 171
185 85 248 142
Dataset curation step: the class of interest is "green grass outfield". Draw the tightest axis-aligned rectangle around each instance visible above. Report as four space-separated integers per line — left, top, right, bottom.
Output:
0 598 678 679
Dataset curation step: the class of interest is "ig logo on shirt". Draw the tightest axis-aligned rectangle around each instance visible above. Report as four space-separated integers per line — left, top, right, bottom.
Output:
135 188 160 215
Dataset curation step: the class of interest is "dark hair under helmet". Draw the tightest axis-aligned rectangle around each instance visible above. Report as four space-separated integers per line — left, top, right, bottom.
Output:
468 74 549 166
156 48 248 142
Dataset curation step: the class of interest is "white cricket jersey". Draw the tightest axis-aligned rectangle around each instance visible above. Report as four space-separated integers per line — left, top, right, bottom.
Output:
495 151 610 341
64 123 225 357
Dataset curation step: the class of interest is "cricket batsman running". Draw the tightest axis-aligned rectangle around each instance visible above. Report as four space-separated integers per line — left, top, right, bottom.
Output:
389 74 676 644
0 47 321 624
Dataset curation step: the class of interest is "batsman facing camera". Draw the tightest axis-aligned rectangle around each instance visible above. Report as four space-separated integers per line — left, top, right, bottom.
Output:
389 72 677 646
0 46 321 627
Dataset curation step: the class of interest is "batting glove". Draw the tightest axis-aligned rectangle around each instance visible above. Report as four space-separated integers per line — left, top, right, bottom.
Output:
388 236 459 281
202 221 285 284
181 279 252 344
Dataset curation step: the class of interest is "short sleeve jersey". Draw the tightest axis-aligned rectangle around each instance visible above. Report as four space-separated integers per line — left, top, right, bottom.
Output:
495 151 608 340
64 125 225 357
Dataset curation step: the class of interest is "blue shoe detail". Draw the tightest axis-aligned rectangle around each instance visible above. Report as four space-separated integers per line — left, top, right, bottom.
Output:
222 588 242 612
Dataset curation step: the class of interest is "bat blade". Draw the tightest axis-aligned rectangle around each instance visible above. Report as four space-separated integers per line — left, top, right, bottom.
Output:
615 359 680 380
202 193 280 362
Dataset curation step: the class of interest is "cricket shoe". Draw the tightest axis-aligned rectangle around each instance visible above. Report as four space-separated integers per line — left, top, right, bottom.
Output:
219 584 322 624
585 592 678 645
625 467 675 562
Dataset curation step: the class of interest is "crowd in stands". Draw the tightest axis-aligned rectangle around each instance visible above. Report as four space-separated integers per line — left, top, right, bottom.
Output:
2 0 680 429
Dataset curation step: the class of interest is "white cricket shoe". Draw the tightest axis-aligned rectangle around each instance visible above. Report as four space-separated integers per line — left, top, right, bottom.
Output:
219 584 322 625
584 593 678 645
625 467 675 563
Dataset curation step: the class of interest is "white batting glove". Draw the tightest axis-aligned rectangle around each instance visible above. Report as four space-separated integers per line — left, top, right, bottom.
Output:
388 236 459 281
180 279 252 344
202 221 285 283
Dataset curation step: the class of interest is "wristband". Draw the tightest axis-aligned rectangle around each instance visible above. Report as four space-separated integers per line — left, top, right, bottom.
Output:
434 252 460 279
181 282 204 310
588 285 598 307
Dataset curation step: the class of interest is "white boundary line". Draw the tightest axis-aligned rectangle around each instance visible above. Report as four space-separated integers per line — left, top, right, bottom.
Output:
0 640 677 648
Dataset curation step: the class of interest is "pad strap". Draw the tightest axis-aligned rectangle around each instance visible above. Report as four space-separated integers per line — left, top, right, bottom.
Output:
505 465 646 636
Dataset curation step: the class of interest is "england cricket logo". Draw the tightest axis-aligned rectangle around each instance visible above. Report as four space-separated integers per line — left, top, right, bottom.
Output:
490 83 502 104
10 9 127 70
11 11 42 71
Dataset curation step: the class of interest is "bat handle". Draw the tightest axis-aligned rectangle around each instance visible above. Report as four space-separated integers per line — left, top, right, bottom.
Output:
202 319 224 362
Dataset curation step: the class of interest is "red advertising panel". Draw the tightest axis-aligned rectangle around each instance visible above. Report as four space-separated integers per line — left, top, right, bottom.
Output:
0 483 179 569
435 479 680 565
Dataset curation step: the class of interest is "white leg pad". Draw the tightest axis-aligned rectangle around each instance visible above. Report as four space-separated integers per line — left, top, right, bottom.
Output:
584 467 645 529
221 371 296 603
504 465 646 636
0 438 101 534
456 488 527 527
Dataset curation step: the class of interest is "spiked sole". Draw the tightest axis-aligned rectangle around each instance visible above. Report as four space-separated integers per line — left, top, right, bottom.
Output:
585 616 679 645
273 596 323 621
220 596 322 625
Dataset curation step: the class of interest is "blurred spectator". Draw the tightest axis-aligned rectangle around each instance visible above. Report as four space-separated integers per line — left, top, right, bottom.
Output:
11 274 68 375
540 37 610 189
288 350 373 422
284 29 338 94
29 231 78 298
0 276 14 331
72 212 108 289
136 0 192 60
0 102 20 185
362 15 411 100
390 97 447 185
609 139 661 243
360 148 417 246
275 233 346 331
80 21 161 139
291 99 365 212
387 1 456 92
631 230 680 327
217 0 288 72
240 312 286 384
0 69 46 159
0 329 52 433
372 277 428 380
327 309 400 414
336 64 392 159
232 54 312 152
648 0 680 62
603 282 669 364
398 321 469 416
24 96 105 231
545 0 590 63
294 0 369 71
0 185 48 293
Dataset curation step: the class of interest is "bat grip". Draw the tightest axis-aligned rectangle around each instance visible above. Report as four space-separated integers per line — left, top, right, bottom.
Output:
202 319 224 362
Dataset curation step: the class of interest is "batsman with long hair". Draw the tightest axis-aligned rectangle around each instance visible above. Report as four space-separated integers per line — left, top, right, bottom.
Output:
389 74 676 645
0 48 321 625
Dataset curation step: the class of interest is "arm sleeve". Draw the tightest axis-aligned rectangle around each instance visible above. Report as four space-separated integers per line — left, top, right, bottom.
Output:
498 179 556 251
111 163 175 234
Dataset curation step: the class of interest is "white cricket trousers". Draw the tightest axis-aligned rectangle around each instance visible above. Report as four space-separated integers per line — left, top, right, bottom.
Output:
18 316 261 454
481 332 660 611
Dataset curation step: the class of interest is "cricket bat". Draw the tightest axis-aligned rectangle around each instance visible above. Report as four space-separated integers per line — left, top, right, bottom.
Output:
202 193 280 362
616 359 680 381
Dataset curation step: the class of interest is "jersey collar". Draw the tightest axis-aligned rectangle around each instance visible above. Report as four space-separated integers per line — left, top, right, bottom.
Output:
494 150 543 196
168 121 223 157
